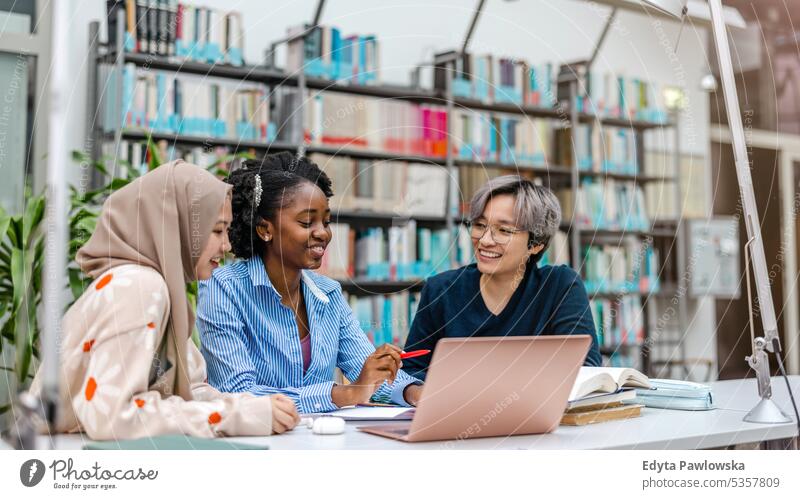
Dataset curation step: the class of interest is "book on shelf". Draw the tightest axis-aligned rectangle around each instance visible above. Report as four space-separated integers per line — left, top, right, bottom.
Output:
309 153 450 217
538 230 569 267
286 24 378 84
104 139 247 174
555 125 638 175
590 295 645 349
453 110 553 167
457 166 548 217
558 180 650 231
318 222 470 283
100 63 275 142
582 237 660 295
346 291 420 347
106 1 244 65
433 51 555 107
580 71 668 123
300 92 447 157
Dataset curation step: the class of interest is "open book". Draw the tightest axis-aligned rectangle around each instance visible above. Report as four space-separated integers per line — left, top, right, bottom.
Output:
569 367 651 401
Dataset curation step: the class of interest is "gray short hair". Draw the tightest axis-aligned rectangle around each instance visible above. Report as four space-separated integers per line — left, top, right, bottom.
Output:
468 175 562 260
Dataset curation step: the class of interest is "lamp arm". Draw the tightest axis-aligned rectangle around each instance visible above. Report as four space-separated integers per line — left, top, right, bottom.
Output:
707 0 781 351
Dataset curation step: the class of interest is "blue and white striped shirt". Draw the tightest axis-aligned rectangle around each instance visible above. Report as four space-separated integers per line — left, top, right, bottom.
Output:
196 256 420 413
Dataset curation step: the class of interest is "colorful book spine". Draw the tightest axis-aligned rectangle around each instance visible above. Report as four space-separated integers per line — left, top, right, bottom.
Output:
102 64 275 142
303 93 447 157
568 180 650 231
108 1 244 65
582 238 660 295
347 291 420 347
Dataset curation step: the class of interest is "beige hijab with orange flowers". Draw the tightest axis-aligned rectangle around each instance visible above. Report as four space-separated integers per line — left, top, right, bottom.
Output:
77 160 230 400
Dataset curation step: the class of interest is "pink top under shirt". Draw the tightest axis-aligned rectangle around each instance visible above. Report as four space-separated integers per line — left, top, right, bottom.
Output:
300 334 312 374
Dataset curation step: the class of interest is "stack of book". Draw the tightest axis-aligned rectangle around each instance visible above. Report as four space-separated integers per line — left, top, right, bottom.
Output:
107 1 245 65
286 24 378 84
433 51 555 107
100 64 274 142
561 366 651 425
558 180 650 231
582 237 661 294
305 93 447 157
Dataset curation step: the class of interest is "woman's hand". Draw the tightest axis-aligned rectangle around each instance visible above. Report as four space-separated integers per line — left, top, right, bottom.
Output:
270 394 300 434
332 344 403 407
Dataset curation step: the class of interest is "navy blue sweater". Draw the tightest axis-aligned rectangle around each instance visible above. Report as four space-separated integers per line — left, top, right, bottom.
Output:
402 262 602 381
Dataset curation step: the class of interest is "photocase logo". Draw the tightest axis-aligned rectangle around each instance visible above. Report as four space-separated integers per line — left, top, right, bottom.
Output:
20 459 45 487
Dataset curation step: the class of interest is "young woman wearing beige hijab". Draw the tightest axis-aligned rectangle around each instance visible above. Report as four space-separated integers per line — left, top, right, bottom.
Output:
30 160 299 440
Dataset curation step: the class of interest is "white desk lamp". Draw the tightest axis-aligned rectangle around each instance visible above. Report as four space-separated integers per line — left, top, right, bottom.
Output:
641 0 791 425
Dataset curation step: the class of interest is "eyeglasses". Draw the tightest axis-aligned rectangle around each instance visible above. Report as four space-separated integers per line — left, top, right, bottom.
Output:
465 221 525 244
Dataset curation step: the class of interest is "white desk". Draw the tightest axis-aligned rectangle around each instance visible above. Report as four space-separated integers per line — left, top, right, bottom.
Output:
46 376 799 450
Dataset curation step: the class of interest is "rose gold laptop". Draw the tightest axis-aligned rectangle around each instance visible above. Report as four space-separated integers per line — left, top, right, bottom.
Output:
358 335 591 442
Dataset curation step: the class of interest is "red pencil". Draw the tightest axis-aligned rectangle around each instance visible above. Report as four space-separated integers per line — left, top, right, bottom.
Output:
400 349 431 360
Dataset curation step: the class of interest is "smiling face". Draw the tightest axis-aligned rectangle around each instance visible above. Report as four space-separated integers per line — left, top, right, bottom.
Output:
257 181 332 271
472 194 543 277
195 196 233 280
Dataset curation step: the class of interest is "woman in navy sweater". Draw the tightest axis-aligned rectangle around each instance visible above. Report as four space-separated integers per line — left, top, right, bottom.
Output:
403 175 602 381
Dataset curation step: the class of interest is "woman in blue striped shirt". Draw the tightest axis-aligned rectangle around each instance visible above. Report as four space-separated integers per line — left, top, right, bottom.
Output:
197 153 423 413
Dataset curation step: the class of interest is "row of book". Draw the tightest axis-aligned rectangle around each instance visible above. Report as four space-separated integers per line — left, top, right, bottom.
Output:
434 52 556 107
107 1 245 65
104 139 245 174
347 291 419 347
453 111 554 166
304 92 448 157
582 238 660 295
558 125 638 175
101 64 275 142
558 180 650 231
538 231 569 267
319 222 472 282
578 71 669 123
287 24 378 84
310 153 450 217
590 296 645 349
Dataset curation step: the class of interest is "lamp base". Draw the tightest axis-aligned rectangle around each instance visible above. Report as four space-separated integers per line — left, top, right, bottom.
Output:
743 397 793 424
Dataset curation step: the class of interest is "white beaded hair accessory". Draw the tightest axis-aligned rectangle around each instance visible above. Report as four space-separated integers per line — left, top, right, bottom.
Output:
253 173 263 208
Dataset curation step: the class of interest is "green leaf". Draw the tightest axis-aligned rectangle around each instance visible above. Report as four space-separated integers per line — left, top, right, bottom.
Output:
109 178 131 191
147 134 163 171
6 217 21 247
68 268 88 300
10 247 25 311
0 209 11 240
22 195 45 247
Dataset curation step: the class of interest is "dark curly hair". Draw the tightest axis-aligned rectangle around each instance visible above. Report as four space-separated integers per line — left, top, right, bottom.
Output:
227 152 333 259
